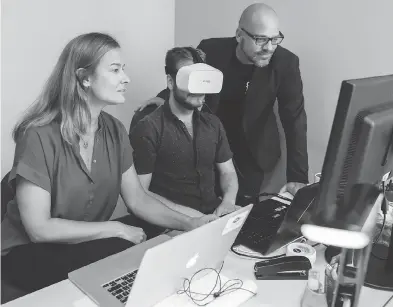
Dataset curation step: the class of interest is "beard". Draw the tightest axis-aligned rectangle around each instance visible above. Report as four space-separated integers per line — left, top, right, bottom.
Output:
173 85 204 111
251 54 272 67
240 40 274 68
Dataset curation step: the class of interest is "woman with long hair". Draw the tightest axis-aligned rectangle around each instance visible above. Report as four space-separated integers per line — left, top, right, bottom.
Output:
1 32 216 294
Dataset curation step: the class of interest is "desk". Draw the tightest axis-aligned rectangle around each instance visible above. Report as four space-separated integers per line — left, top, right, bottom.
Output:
4 244 392 307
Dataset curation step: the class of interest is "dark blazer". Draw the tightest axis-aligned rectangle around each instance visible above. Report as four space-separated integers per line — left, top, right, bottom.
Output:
158 37 309 183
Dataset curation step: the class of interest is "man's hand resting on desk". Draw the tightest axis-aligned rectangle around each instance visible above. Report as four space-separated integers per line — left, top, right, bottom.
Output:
214 201 241 217
279 182 307 197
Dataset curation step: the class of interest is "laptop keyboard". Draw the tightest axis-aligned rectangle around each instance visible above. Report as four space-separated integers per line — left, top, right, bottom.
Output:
102 269 138 304
235 200 289 252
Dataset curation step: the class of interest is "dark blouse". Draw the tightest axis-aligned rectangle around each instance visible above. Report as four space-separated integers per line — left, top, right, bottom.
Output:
1 112 133 254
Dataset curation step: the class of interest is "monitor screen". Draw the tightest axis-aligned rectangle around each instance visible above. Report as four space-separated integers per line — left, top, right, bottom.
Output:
310 74 393 291
313 74 393 227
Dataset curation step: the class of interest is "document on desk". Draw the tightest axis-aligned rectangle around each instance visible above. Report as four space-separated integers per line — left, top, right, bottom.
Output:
154 271 258 307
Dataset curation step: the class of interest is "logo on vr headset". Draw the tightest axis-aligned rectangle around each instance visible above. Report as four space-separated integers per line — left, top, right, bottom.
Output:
176 63 223 94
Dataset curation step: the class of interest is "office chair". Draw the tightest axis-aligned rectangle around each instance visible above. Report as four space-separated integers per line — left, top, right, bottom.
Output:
129 104 160 137
1 171 28 303
1 171 13 221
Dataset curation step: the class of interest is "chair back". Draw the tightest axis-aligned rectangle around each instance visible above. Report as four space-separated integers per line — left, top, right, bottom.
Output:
1 172 14 221
129 104 160 136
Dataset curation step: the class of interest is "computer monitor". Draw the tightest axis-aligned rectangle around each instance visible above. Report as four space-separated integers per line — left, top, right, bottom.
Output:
310 74 393 292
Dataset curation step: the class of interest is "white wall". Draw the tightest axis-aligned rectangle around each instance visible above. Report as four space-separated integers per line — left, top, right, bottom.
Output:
2 0 393 206
175 0 393 192
1 0 174 218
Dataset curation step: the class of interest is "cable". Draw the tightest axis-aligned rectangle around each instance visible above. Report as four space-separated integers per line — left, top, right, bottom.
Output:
231 245 287 260
371 212 388 261
230 238 320 260
177 262 256 306
382 293 393 307
373 213 387 244
371 180 390 260
387 179 393 192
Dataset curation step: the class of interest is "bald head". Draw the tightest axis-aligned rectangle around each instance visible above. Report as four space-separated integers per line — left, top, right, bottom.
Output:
235 3 281 67
239 3 279 35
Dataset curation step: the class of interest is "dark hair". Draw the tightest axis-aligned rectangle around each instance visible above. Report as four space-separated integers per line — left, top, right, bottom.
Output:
164 47 206 79
13 32 120 144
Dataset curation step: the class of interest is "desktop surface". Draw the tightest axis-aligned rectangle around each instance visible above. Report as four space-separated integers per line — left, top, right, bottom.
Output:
4 244 392 307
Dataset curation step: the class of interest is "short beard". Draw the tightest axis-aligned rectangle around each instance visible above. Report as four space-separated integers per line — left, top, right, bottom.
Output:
251 56 270 68
240 40 271 67
173 86 197 111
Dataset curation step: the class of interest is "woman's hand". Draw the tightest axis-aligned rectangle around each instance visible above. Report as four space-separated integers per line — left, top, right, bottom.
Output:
109 221 147 244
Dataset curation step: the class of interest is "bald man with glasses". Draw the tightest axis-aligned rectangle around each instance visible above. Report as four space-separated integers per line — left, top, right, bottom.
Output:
138 3 309 204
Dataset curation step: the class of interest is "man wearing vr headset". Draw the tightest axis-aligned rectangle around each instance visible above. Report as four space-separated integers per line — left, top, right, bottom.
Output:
138 3 309 203
130 47 239 217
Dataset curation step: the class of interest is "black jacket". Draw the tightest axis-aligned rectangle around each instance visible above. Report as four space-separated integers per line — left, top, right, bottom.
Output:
158 37 309 183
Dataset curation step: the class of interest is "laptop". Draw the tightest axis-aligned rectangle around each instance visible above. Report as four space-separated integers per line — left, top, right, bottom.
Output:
68 204 253 307
233 184 319 255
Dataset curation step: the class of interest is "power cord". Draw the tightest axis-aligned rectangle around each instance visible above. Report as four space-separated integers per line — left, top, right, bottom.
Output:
386 179 393 192
373 213 387 245
177 262 256 306
371 180 389 260
382 293 393 307
371 213 387 261
230 237 320 260
231 244 287 260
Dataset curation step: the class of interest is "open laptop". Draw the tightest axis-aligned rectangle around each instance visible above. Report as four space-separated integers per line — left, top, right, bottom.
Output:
68 204 253 307
233 184 319 255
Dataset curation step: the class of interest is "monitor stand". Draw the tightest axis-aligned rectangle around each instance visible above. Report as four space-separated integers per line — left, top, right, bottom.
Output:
324 237 393 291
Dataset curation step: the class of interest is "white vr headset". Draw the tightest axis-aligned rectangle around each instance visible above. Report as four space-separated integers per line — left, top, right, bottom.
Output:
168 63 224 94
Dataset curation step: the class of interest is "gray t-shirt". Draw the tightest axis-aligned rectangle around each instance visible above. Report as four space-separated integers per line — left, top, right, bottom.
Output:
1 112 133 254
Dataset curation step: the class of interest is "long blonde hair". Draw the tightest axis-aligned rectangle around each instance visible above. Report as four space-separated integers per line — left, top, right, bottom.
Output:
13 32 120 144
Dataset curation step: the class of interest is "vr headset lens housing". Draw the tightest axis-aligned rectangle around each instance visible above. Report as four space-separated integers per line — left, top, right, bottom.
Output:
166 63 224 94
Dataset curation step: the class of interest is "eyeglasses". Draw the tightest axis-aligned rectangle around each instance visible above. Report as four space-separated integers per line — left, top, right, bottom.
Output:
241 28 284 46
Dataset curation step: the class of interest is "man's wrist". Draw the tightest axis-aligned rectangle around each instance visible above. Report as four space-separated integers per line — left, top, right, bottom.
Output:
221 196 236 206
183 216 196 231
